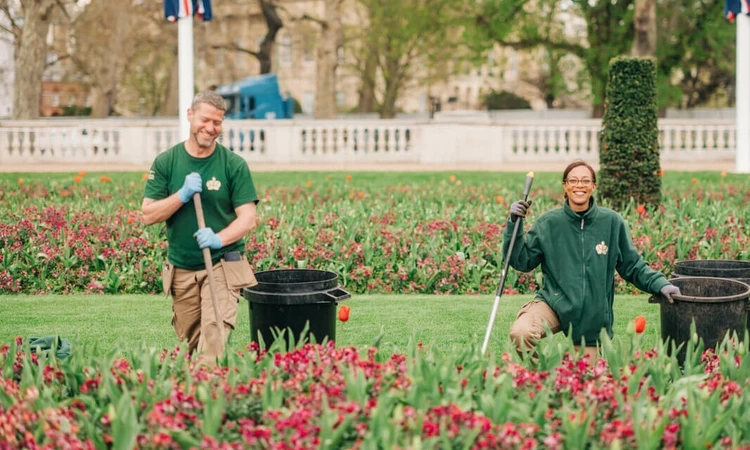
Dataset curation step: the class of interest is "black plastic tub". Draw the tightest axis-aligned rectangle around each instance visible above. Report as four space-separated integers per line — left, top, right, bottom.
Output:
672 260 750 329
243 269 350 347
649 277 750 365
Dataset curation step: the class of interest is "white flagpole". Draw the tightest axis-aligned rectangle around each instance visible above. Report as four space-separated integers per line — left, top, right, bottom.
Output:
178 13 194 142
737 3 750 173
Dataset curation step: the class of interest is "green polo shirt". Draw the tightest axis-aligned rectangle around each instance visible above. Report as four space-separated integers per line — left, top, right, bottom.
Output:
144 142 258 270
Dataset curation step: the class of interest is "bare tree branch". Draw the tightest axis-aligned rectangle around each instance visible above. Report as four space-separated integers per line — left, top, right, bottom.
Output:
298 13 327 28
211 43 259 58
500 38 586 60
44 53 69 68
53 0 70 20
0 3 19 36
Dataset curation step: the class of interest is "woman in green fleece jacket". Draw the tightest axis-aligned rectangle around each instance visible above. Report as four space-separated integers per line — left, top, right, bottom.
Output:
504 161 680 356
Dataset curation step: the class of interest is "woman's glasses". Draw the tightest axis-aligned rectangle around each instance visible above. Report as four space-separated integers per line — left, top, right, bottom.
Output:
564 178 594 187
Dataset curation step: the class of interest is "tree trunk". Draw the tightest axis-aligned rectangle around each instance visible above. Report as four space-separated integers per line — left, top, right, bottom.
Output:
357 48 377 113
592 104 605 118
159 51 179 116
380 72 401 119
545 94 555 109
379 56 403 119
314 0 343 119
631 0 656 57
258 0 283 74
12 0 57 119
90 86 113 118
379 86 398 119
589 62 607 118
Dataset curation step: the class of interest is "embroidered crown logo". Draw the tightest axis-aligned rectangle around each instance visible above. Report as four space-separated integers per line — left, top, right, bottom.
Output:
596 241 608 255
206 177 221 191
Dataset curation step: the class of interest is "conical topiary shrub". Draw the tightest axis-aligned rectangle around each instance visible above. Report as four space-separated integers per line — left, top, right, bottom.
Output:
599 56 662 209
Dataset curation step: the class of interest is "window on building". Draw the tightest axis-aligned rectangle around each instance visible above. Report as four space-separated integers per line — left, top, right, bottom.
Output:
336 91 346 107
46 25 54 45
507 50 518 80
337 47 345 65
279 34 291 67
302 92 314 113
51 94 60 107
235 39 243 66
66 35 76 55
303 35 315 64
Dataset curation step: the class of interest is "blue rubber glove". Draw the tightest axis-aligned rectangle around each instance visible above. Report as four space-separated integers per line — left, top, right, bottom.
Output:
660 284 681 303
177 172 202 203
194 227 222 249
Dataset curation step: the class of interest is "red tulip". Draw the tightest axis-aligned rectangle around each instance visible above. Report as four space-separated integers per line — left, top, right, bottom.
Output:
634 316 646 334
338 305 350 322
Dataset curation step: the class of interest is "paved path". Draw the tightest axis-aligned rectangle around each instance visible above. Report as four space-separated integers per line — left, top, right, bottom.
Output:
0 160 737 173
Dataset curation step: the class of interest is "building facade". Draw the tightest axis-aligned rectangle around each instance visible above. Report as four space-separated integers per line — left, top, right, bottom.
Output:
192 0 587 115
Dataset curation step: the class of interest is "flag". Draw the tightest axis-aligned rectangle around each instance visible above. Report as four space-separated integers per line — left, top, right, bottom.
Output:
195 0 212 21
165 0 212 22
725 0 750 22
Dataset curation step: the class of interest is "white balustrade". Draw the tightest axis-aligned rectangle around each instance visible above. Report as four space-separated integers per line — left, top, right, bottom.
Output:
0 118 738 168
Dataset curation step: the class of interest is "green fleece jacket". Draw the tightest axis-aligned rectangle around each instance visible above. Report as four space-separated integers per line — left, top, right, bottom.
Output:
502 198 669 346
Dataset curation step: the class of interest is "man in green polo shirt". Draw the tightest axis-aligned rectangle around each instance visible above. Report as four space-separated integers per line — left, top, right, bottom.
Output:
142 90 259 362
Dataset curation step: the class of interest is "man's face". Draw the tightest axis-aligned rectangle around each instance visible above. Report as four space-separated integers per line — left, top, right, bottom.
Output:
563 165 596 211
187 102 225 149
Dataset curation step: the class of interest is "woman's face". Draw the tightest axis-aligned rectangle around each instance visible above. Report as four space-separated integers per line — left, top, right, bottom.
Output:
563 165 596 212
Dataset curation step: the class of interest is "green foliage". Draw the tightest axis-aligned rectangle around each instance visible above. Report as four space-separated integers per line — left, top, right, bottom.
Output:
483 90 531 110
60 106 92 117
291 96 303 114
655 0 736 108
599 57 661 208
466 0 634 115
346 0 467 118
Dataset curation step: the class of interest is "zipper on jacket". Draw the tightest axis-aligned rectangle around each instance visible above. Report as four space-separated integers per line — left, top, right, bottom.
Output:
580 218 585 307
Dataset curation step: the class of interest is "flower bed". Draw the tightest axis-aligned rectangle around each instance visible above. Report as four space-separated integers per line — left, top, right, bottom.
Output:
0 329 748 449
1 172 748 295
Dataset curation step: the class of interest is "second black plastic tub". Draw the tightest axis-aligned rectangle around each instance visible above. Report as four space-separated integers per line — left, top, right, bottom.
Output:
672 260 750 329
649 277 750 365
243 269 351 347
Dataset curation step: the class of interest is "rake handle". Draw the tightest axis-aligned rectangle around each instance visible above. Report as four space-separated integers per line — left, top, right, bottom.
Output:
193 193 225 349
481 172 534 354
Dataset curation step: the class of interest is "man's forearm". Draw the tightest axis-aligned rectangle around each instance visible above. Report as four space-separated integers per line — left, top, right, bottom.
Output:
142 194 186 225
217 215 256 247
215 203 258 247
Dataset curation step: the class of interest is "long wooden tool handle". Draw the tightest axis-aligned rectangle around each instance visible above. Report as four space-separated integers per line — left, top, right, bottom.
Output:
193 193 225 349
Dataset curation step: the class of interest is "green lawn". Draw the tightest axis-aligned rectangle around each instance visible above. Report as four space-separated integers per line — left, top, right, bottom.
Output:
0 293 663 355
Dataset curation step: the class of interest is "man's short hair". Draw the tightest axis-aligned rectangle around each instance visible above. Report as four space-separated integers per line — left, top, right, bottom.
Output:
191 90 227 112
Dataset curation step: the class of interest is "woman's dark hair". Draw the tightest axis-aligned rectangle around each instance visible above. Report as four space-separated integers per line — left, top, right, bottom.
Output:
562 160 596 199
562 160 597 184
